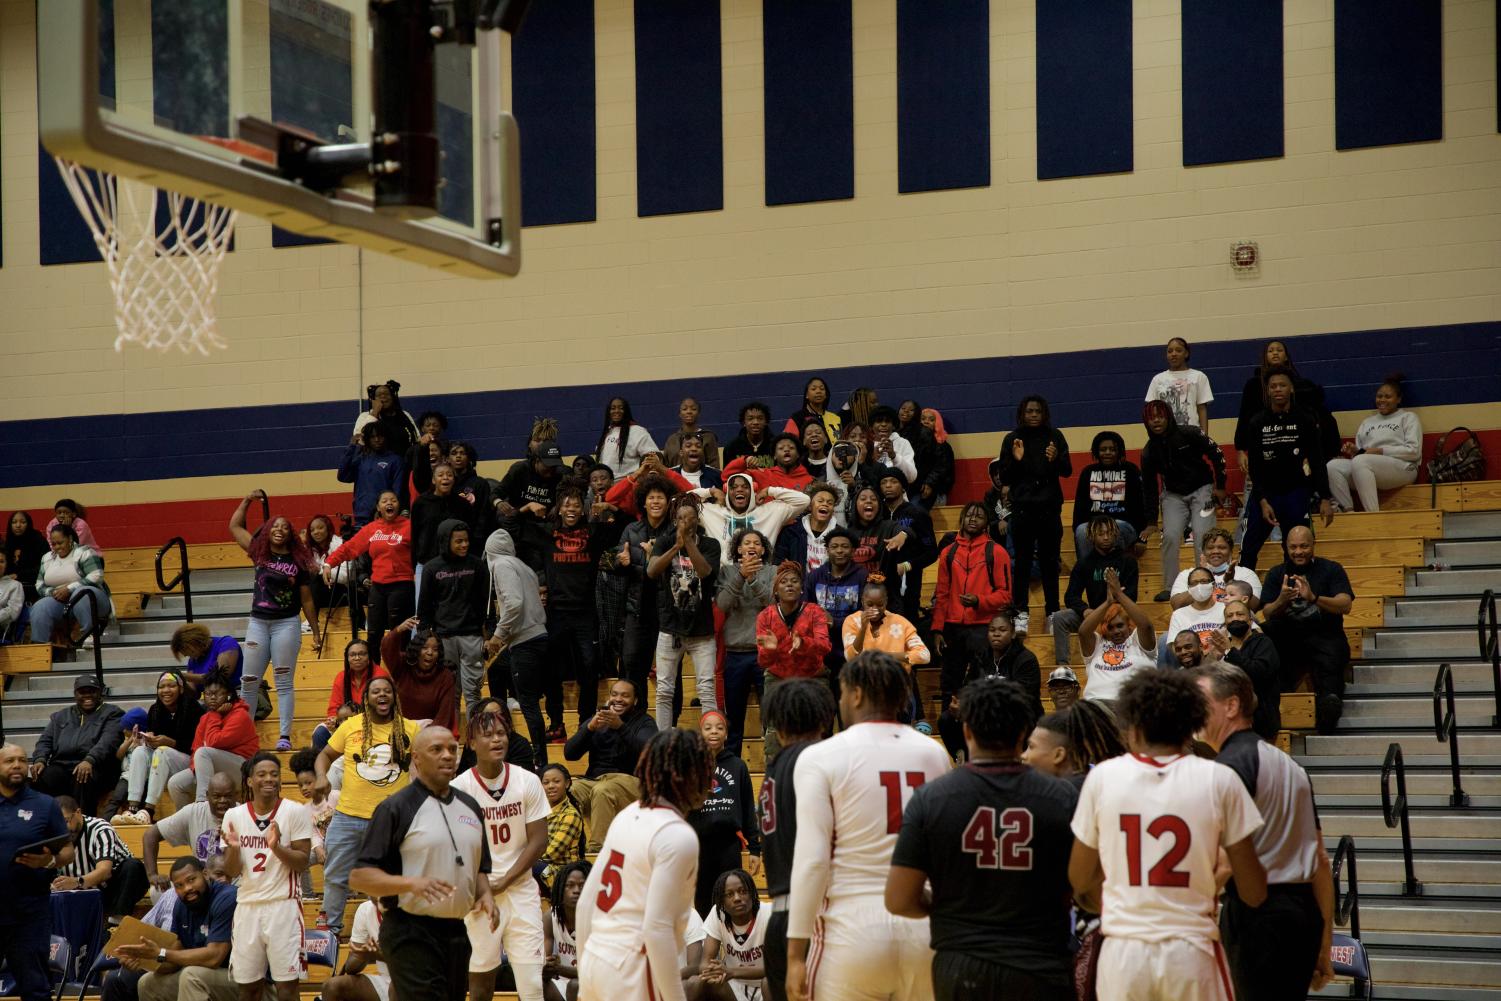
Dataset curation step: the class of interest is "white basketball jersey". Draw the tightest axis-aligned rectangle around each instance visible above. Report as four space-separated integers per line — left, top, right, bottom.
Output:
578 802 698 966
1071 754 1263 942
787 722 950 939
222 799 315 904
703 909 768 1001
451 764 551 894
550 911 577 968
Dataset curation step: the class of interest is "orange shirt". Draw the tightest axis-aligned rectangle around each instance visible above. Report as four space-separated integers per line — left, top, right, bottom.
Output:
840 610 931 666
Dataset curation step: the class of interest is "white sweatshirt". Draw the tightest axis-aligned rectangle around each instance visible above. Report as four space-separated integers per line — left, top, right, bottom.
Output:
1354 409 1423 469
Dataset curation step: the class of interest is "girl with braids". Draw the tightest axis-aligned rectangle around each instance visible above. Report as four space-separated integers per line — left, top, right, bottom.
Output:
701 869 768 1001
577 729 715 1001
1022 700 1126 787
688 711 762 916
544 860 591 1001
536 764 585 887
313 675 419 937
311 639 389 752
595 397 660 480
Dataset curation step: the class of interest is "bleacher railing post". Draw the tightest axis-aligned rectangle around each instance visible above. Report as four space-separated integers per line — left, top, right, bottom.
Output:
154 536 193 623
64 588 106 692
1433 663 1471 808
1332 834 1362 941
1479 590 1499 727
1380 743 1422 897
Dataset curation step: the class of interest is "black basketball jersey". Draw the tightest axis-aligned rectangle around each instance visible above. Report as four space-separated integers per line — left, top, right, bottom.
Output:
891 761 1078 974
758 740 812 898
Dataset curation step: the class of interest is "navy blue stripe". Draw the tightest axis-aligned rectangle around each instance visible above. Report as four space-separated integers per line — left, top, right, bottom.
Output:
38 144 102 266
3 322 1498 490
511 0 596 226
1181 0 1284 166
634 0 724 217
1035 0 1133 180
762 0 854 206
1334 0 1443 150
896 0 990 193
272 228 334 249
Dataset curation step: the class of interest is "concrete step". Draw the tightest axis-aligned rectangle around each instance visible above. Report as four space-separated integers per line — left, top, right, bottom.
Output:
142 590 254 618
1312 987 1501 1001
1442 512 1501 540
1406 566 1501 596
1316 809 1501 840
1351 856 1501 886
1326 834 1499 853
1303 732 1501 756
1431 537 1501 566
1341 693 1494 724
1351 660 1496 693
116 614 251 643
1309 770 1501 797
1352 899 1501 936
1386 596 1487 627
1369 955 1501 990
1363 629 1481 660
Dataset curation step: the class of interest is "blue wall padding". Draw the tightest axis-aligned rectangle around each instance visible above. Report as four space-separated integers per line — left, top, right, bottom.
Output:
1035 0 1133 179
634 0 724 217
1181 0 1284 166
511 0 597 226
896 0 990 193
38 146 103 265
1334 0 1443 150
762 0 854 206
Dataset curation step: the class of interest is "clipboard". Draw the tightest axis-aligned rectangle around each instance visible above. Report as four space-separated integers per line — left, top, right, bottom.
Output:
103 917 181 973
12 832 72 860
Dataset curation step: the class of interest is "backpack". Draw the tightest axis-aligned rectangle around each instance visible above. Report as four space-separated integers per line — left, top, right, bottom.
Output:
1427 427 1485 485
943 536 999 589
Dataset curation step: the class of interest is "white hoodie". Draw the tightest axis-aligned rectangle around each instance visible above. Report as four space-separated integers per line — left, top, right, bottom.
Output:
691 474 809 549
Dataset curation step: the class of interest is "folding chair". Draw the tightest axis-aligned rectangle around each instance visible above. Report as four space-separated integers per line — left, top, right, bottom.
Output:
1329 932 1374 1001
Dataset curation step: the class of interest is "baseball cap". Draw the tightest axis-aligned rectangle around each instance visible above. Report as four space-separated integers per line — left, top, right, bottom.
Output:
538 444 565 468
121 707 149 731
74 673 102 692
1047 667 1079 686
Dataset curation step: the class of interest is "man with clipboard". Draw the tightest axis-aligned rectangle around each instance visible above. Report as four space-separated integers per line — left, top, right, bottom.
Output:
1 742 76 1001
102 856 241 1001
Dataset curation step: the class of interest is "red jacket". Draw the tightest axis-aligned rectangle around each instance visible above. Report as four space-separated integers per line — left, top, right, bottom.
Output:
326 516 413 584
191 700 260 763
603 468 693 519
931 534 1013 630
325 666 391 723
755 601 832 679
722 457 813 491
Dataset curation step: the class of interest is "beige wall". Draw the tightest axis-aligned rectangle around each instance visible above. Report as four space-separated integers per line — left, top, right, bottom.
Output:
1 0 1498 421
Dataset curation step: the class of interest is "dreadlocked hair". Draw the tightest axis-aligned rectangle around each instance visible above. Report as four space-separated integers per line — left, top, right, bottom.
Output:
762 678 837 741
465 696 513 744
957 676 1038 752
1117 669 1208 749
841 651 911 720
711 868 761 928
549 859 592 917
360 678 411 771
529 417 559 447
635 728 715 811
1058 700 1127 772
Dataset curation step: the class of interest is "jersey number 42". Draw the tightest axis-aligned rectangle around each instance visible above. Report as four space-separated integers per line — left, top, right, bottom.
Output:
961 807 1034 870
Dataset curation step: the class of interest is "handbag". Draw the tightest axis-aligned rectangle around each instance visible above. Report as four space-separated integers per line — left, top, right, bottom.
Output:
1427 427 1485 485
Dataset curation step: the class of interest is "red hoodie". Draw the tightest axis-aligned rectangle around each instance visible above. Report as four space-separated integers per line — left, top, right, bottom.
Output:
931 533 1014 630
603 468 693 520
326 516 413 585
190 700 260 763
755 601 832 679
722 456 813 491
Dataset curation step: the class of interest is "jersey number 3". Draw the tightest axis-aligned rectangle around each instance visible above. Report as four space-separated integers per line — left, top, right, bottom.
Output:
961 807 1033 870
1119 814 1192 887
878 771 927 834
596 850 626 912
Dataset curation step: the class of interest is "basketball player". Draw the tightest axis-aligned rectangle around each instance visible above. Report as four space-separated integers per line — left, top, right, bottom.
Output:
452 700 551 1001
1068 670 1268 1001
757 680 838 1001
785 652 951 1001
544 861 591 1001
221 751 315 1001
887 677 1078 1001
576 729 716 1001
701 869 768 1000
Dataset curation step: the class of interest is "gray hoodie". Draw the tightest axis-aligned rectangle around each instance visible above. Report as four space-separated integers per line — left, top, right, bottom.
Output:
715 560 775 652
483 529 547 649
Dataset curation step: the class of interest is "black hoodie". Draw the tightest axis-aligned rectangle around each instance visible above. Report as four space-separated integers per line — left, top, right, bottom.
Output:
1139 408 1227 502
411 490 478 564
417 519 488 636
542 517 611 614
996 425 1072 511
688 747 761 858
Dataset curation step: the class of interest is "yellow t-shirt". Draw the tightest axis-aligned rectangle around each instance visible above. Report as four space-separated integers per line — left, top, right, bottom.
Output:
328 714 421 819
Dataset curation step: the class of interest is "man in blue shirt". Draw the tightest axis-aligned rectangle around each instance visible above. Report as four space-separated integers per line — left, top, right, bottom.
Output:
1 742 75 1001
102 857 239 1001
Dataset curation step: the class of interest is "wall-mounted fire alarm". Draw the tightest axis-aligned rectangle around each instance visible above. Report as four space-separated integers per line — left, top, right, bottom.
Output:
1230 240 1260 277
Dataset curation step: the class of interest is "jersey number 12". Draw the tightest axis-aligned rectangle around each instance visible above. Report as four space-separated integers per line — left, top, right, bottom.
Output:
1119 814 1192 887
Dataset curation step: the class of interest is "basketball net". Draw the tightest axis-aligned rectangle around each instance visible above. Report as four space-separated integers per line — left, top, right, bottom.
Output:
53 157 237 355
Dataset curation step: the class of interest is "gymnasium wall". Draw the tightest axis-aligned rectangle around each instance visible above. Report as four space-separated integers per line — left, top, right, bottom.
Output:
0 0 1499 546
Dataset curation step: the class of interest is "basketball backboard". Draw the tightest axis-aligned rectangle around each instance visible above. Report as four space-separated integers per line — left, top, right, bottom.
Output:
38 0 521 278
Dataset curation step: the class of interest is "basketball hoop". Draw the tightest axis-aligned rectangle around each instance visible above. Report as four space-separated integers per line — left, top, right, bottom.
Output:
53 156 237 355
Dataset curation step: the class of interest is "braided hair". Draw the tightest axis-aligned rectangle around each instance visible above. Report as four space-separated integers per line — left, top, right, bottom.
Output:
635 728 715 811
957 676 1037 753
1056 700 1126 772
711 868 761 929
841 650 910 720
762 678 837 742
549 859 593 920
359 676 411 772
465 696 512 744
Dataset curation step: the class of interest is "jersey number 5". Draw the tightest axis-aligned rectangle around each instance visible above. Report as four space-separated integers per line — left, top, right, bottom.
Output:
878 771 927 834
1119 814 1192 887
596 849 626 912
961 807 1033 870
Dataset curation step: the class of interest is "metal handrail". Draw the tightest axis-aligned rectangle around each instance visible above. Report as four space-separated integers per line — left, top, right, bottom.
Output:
64 588 106 693
1380 743 1422 897
1331 834 1362 940
154 536 193 623
1481 590 1499 726
1433 663 1471 808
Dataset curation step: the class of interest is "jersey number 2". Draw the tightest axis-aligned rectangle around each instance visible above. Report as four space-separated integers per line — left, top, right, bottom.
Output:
251 852 267 873
596 850 626 912
1119 814 1192 887
961 807 1033 870
878 771 927 834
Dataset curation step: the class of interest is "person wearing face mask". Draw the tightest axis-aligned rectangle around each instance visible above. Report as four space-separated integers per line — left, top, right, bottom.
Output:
1324 374 1421 513
1162 568 1225 666
1207 599 1282 740
1168 527 1262 612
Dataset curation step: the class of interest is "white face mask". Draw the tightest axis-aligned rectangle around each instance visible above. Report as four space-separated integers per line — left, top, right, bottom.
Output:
1188 583 1215 603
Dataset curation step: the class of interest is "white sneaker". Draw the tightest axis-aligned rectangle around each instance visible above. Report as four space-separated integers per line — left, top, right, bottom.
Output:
507 698 521 710
300 620 313 635
1014 611 1030 634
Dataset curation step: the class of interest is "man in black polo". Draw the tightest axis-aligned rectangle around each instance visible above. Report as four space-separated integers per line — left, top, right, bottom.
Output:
1259 525 1353 733
886 678 1078 1001
1 743 75 1001
1195 662 1334 1000
351 725 498 1001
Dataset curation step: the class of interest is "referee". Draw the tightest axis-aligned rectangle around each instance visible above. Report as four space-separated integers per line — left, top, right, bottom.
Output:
1194 663 1335 1000
350 725 499 1001
755 680 837 1001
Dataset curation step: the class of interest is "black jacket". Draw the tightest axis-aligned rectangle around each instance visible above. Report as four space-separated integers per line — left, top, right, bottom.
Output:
417 519 489 636
964 644 1043 719
411 491 478 564
688 748 761 857
773 517 840 574
1225 633 1283 741
1140 410 1227 503
1072 462 1148 532
618 518 668 621
563 706 658 779
1234 372 1341 462
542 521 610 614
34 703 125 768
996 426 1072 511
1245 406 1331 501
146 697 205 753
722 432 773 466
1064 550 1140 616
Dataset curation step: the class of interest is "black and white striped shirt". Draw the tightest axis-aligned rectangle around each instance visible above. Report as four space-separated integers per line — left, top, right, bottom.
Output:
57 816 133 879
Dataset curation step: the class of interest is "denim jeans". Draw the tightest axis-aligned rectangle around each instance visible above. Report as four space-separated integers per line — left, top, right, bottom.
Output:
29 585 109 642
243 615 302 738
123 745 190 808
654 632 718 729
721 649 763 756
322 811 372 935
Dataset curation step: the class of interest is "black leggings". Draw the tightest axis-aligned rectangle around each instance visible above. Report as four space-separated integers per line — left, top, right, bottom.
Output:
367 580 414 667
1009 507 1063 617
